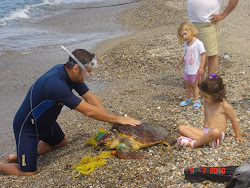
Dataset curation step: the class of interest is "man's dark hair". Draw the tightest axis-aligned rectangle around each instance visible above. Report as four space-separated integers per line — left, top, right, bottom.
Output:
64 49 95 69
200 75 226 103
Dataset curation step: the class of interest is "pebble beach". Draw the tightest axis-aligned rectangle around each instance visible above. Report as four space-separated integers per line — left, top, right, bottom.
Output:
0 0 249 187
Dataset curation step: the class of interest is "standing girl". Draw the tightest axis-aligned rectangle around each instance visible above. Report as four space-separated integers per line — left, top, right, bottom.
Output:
176 21 206 109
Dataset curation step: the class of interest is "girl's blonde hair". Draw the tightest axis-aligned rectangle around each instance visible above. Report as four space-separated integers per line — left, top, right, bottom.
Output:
177 21 198 44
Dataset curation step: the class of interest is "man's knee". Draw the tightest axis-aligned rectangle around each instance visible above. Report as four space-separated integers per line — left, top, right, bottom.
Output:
52 138 67 149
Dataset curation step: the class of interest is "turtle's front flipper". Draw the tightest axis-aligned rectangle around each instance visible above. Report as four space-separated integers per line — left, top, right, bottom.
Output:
116 148 148 159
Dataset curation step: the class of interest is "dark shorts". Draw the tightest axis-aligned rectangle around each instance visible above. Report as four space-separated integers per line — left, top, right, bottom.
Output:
13 114 65 172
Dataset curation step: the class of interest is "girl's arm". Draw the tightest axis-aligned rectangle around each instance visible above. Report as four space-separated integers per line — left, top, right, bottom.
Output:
176 56 184 69
224 102 246 142
198 52 206 76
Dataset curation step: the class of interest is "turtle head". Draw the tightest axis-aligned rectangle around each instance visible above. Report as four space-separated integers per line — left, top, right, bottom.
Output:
97 131 115 149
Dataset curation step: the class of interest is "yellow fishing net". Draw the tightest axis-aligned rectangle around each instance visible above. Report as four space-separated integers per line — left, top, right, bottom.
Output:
86 127 107 146
66 128 115 178
70 151 115 177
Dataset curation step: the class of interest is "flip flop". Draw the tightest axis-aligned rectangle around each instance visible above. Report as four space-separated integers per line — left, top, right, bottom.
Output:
179 99 191 107
192 100 201 109
177 136 194 147
190 140 196 148
209 139 220 148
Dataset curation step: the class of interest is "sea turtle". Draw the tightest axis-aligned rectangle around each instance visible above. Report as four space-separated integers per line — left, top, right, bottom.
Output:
97 120 174 159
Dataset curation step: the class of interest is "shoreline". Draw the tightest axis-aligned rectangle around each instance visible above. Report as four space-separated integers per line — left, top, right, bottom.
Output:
0 0 138 159
1 0 249 187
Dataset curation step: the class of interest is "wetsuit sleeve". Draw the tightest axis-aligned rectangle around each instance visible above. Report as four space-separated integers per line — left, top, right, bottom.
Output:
45 79 82 109
73 82 89 96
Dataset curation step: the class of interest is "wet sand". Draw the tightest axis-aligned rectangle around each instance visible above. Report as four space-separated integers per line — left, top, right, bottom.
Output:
0 0 138 159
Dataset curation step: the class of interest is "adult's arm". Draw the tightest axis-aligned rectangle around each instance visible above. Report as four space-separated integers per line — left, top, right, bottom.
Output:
74 90 141 126
81 90 108 113
209 0 239 23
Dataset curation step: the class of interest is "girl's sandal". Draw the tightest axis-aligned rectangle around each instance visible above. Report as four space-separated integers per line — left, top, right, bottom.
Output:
179 98 191 107
177 136 194 147
193 100 201 109
191 140 196 148
209 139 220 148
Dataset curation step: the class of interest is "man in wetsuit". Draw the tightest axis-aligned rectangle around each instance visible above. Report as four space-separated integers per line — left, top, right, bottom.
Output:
0 49 141 176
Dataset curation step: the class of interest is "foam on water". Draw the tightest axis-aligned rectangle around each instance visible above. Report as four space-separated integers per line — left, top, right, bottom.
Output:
0 0 61 25
0 0 117 57
0 0 132 159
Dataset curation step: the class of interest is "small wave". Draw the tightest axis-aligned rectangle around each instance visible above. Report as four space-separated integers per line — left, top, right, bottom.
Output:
0 5 30 25
0 0 60 25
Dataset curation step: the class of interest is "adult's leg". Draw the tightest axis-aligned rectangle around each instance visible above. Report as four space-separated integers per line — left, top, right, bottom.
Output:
0 162 36 176
4 138 67 176
38 137 67 155
207 54 218 75
7 138 67 163
193 22 220 78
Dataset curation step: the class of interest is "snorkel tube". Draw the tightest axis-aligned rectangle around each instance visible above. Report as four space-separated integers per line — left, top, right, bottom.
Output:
61 45 91 81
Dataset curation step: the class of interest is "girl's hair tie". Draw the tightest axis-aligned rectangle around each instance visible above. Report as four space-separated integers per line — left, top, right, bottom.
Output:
209 73 218 80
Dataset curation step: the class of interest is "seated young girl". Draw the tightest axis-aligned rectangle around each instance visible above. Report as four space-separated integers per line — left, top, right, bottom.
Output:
177 74 246 148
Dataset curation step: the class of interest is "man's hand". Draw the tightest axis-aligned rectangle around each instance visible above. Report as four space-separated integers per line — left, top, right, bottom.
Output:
118 116 141 126
209 14 225 24
210 0 239 24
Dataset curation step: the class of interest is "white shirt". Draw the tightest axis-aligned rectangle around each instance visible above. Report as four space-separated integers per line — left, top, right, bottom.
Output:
184 38 206 75
187 0 222 22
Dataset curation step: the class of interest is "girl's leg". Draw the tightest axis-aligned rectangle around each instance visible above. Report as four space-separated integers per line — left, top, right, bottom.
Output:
185 80 191 100
178 125 204 140
191 78 199 102
178 126 223 147
193 128 223 147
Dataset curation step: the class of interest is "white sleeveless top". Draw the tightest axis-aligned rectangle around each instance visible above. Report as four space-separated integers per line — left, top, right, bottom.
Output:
187 0 222 22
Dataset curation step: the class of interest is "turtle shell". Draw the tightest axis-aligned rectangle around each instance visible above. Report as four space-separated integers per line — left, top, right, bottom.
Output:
111 120 170 144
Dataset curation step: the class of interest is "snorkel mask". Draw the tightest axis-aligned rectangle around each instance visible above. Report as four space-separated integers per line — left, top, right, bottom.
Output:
61 45 97 81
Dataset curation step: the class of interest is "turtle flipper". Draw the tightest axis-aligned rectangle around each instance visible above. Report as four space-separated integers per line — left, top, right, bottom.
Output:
162 138 175 145
115 148 148 159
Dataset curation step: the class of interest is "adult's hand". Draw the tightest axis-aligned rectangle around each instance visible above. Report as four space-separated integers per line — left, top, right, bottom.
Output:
209 14 225 24
118 116 141 126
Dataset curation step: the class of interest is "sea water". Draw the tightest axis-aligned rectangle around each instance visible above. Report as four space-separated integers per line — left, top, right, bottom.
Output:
0 0 122 56
0 0 132 159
